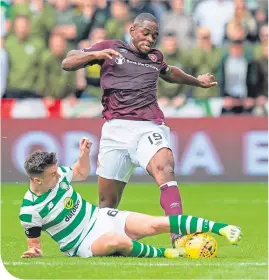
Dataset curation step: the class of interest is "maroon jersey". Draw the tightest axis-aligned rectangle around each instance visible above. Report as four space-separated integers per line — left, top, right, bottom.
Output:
82 40 169 124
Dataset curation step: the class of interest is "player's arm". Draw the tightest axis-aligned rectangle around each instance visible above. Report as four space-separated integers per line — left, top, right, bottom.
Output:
61 40 120 72
160 66 218 88
21 228 43 258
72 137 92 181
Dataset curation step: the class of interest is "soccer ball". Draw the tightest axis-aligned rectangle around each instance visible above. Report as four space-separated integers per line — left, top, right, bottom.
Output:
184 233 218 259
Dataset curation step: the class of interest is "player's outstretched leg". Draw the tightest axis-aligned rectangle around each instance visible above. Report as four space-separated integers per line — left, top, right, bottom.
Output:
91 233 182 258
125 213 242 245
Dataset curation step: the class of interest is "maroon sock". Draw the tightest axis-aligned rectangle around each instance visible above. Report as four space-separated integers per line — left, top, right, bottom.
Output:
160 181 183 241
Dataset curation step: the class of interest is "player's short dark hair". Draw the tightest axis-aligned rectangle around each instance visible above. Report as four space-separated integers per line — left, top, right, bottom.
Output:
24 150 57 177
133 13 158 26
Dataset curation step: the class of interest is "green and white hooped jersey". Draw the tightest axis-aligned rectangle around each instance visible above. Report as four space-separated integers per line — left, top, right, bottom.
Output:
19 166 98 256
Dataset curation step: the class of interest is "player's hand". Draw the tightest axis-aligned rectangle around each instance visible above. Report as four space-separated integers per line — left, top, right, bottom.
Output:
197 73 218 88
79 137 92 154
21 247 42 258
94 49 120 60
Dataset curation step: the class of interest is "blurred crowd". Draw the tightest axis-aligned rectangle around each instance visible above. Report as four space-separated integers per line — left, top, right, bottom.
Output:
1 0 268 116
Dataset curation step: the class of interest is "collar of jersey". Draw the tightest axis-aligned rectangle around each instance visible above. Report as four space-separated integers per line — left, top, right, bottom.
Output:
28 187 52 204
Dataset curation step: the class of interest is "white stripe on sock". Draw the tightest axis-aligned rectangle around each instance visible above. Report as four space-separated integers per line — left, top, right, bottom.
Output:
160 181 178 188
197 218 203 232
186 216 192 234
153 247 157 257
137 243 144 257
209 221 214 231
145 245 150 257
177 215 182 234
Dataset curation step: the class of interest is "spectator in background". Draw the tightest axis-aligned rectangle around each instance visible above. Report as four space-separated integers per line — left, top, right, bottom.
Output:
93 0 111 27
9 0 56 44
252 42 268 116
225 0 258 43
161 0 195 50
9 0 28 18
28 0 56 43
188 27 223 99
253 24 268 58
194 0 234 46
254 7 268 33
157 32 189 107
72 0 98 43
4 15 45 98
129 0 158 19
52 0 77 48
1 36 8 97
220 39 255 114
225 22 253 56
105 0 131 40
150 0 169 21
38 33 76 98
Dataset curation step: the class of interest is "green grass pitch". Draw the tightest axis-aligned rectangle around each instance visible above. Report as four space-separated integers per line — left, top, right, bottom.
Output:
1 183 268 279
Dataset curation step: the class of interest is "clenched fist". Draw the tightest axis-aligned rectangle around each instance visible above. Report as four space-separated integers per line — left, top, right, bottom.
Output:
80 137 92 154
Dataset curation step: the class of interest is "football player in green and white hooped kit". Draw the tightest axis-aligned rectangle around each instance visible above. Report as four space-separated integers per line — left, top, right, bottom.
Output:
19 137 242 259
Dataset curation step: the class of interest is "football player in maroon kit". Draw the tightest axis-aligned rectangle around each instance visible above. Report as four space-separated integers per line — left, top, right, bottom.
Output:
62 13 217 246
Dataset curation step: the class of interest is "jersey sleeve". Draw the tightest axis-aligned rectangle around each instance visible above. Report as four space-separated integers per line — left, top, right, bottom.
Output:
157 50 169 75
19 208 42 238
58 166 73 183
80 40 114 66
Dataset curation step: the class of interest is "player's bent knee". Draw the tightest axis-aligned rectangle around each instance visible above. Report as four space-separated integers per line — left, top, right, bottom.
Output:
154 164 174 177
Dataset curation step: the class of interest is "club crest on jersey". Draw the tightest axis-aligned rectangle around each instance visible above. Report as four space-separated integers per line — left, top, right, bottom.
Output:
64 197 74 210
59 181 69 191
115 55 125 65
148 54 157 62
47 202 54 210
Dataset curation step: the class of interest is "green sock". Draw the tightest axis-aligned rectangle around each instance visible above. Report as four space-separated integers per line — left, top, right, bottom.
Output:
169 215 228 235
129 241 165 258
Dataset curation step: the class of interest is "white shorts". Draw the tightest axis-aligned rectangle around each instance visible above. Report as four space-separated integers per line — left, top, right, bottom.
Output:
96 119 171 182
76 208 131 258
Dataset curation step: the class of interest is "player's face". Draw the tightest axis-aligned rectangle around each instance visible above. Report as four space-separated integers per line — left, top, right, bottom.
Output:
130 21 159 54
40 164 61 190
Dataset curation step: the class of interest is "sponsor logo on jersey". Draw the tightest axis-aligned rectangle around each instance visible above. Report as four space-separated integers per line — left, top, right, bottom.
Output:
60 181 70 191
126 59 158 71
65 199 80 222
115 55 125 65
148 54 157 62
64 197 74 210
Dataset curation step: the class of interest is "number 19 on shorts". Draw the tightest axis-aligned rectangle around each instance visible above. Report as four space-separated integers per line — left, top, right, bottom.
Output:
148 133 163 145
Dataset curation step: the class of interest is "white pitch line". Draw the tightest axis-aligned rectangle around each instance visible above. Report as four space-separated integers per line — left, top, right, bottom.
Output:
3 261 267 267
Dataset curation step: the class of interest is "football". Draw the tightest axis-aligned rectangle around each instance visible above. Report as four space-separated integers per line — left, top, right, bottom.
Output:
184 233 218 259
